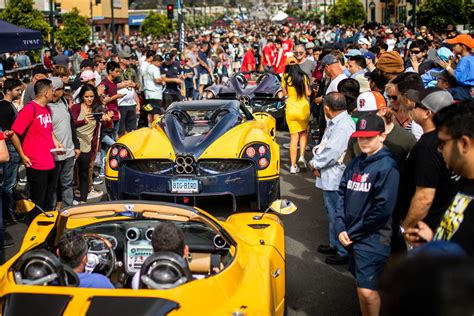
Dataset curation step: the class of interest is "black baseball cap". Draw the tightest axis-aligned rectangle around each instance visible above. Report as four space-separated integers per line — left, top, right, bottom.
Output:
80 59 94 69
351 112 385 138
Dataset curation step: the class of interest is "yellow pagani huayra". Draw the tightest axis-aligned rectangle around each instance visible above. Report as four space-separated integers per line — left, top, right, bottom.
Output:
0 200 297 315
105 99 280 211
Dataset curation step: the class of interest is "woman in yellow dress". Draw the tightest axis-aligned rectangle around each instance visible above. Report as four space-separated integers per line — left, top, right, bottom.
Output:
281 57 311 173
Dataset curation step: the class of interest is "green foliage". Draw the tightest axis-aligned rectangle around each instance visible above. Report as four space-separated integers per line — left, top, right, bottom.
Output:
141 11 173 38
0 0 50 43
285 7 322 23
184 13 222 29
56 8 90 49
326 0 366 26
417 0 470 31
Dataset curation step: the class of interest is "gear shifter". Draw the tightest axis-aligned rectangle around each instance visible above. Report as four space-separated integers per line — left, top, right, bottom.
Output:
85 253 100 274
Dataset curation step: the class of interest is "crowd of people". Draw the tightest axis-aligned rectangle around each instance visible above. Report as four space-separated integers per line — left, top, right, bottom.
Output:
0 19 473 315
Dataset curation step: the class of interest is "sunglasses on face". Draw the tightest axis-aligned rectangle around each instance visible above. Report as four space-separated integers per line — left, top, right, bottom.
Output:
387 95 398 101
410 50 421 54
294 51 304 55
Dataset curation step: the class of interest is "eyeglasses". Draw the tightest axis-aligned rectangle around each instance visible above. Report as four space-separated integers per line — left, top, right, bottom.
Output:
294 51 304 56
410 50 421 54
387 95 398 101
437 137 458 151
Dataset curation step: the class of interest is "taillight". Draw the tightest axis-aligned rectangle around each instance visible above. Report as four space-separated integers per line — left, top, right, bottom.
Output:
258 158 269 168
119 148 129 159
246 147 256 158
108 145 132 171
241 143 271 170
109 158 119 169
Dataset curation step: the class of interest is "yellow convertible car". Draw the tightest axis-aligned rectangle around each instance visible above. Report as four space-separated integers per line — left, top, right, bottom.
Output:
0 200 296 315
105 99 280 211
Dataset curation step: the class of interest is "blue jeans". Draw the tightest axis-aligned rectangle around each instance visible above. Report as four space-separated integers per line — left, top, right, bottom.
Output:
322 190 347 257
1 142 20 217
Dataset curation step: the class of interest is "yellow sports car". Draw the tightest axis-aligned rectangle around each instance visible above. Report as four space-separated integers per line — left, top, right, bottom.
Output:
0 200 296 315
105 99 280 211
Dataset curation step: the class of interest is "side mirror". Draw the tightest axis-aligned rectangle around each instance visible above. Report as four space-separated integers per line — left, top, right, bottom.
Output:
268 199 298 215
16 199 36 214
253 199 298 220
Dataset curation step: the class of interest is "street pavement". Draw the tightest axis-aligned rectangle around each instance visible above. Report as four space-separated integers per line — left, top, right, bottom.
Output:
1 130 359 315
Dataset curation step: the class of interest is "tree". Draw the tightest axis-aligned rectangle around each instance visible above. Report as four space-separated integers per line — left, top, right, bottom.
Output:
417 0 470 31
56 8 90 49
0 0 50 43
141 11 172 38
326 0 365 26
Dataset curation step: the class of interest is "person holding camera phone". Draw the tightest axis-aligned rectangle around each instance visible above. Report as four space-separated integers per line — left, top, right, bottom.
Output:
71 84 110 203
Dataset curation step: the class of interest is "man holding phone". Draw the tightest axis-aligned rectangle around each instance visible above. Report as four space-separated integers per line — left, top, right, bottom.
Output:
404 100 474 256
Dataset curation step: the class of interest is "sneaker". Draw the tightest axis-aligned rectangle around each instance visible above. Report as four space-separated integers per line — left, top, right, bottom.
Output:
325 254 349 265
98 172 105 178
317 245 337 255
72 200 80 205
87 189 104 199
289 165 300 174
297 156 307 170
93 178 104 185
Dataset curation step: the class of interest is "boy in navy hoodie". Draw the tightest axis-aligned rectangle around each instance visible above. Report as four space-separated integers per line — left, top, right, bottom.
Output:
335 113 400 316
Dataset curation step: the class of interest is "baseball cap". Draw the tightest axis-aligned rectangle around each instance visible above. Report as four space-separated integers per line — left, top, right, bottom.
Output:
446 34 474 49
80 70 96 82
118 51 132 59
358 38 371 46
420 88 454 113
164 52 174 61
356 91 387 112
363 52 375 62
321 54 339 67
376 51 404 74
80 59 94 69
432 70 458 86
305 42 315 49
345 49 362 57
50 77 64 90
351 112 385 138
437 47 454 62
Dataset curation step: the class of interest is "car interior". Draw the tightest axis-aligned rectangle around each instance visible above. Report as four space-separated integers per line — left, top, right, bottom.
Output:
12 215 234 290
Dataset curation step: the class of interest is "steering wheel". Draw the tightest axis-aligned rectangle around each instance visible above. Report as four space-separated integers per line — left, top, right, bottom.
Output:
210 108 230 125
84 233 116 277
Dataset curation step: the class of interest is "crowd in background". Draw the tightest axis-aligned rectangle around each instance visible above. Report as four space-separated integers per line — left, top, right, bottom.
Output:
0 19 473 315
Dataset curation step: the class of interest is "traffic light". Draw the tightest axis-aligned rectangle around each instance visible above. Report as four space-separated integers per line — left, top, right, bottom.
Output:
167 4 174 20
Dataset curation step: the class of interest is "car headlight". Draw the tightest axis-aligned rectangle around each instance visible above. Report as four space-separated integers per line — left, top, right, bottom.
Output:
202 90 215 99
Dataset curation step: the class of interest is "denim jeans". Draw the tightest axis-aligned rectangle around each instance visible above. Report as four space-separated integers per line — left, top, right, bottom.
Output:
322 190 347 257
46 156 75 210
1 142 20 217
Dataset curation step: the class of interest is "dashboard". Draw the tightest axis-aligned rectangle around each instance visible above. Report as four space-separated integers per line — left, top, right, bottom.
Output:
74 220 229 276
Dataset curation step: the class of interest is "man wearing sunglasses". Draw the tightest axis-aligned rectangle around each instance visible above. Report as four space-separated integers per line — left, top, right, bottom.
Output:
404 99 474 256
400 88 461 248
406 39 433 74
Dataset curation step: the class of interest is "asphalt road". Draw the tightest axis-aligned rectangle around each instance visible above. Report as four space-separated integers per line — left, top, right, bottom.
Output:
1 130 359 316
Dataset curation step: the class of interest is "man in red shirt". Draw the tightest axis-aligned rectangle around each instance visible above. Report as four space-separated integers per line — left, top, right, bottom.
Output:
274 40 287 75
241 45 256 74
10 79 63 215
263 37 276 73
281 32 294 58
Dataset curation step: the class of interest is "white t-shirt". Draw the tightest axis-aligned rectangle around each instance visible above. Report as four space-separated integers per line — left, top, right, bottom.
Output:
144 64 164 100
118 87 137 106
325 73 348 95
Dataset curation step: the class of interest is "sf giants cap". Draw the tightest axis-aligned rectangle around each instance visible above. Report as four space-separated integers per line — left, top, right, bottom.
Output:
352 112 385 138
356 91 387 112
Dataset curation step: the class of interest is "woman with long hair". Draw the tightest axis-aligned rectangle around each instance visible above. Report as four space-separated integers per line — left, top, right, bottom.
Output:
282 57 312 173
71 84 110 202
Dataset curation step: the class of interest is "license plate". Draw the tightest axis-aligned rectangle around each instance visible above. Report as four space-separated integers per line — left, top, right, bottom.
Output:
170 178 199 194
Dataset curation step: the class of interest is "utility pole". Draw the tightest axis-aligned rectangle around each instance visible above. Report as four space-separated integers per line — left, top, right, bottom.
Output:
110 0 116 46
49 0 55 48
385 0 390 24
90 0 94 43
412 0 417 28
323 0 326 25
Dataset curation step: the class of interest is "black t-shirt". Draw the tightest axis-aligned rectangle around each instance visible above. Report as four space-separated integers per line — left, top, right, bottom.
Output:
399 130 461 229
0 100 17 131
433 178 474 256
183 66 194 89
4 56 15 71
161 61 182 93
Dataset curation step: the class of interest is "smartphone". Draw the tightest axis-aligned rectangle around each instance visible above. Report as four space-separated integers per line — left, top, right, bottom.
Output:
91 112 103 120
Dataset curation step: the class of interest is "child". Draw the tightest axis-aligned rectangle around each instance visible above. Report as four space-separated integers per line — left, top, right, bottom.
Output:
335 113 400 316
182 58 195 101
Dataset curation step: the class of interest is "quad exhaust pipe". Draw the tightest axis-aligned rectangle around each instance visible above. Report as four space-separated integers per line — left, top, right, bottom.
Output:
175 155 195 174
